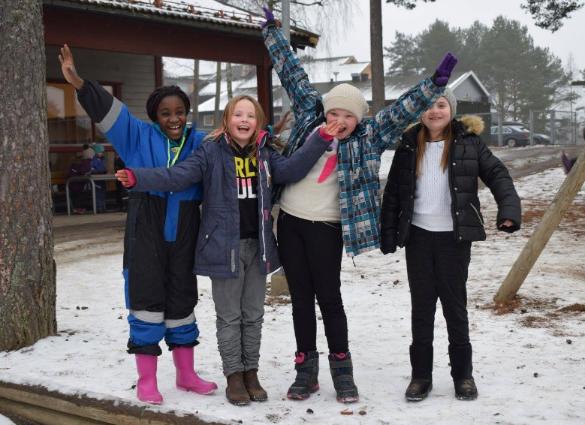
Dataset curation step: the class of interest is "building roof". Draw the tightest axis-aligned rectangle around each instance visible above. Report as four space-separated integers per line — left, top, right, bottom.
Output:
197 70 491 112
449 70 490 98
44 0 319 48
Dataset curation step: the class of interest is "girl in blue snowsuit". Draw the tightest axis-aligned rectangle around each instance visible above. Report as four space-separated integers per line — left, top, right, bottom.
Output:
116 95 338 406
59 45 216 405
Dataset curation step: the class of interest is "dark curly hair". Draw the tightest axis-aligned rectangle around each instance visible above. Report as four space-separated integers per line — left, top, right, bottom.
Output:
146 86 190 122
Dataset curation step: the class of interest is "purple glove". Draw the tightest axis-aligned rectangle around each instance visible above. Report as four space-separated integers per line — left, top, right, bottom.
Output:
432 52 458 86
262 5 275 28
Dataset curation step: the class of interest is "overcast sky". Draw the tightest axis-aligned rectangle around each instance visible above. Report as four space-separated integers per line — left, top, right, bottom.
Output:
311 0 585 76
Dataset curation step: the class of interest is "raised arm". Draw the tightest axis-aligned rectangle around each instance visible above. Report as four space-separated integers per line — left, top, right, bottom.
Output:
59 45 149 163
261 8 321 120
372 53 458 153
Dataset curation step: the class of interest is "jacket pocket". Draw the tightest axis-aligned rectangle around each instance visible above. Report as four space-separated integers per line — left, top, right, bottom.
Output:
196 218 227 267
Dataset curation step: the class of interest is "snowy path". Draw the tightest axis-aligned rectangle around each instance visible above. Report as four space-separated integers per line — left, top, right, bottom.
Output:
1 167 584 425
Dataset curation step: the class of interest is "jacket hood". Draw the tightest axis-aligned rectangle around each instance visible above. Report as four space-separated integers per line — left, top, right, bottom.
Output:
457 115 484 136
402 114 485 146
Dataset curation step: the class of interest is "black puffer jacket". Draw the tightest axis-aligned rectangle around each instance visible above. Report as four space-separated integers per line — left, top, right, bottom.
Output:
380 115 521 254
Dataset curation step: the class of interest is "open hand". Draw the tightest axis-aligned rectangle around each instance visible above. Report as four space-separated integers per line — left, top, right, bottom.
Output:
432 52 458 87
58 45 84 90
115 169 136 188
499 219 514 229
322 120 343 138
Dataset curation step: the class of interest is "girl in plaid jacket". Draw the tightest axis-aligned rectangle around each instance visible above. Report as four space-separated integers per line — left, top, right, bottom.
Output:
262 8 458 403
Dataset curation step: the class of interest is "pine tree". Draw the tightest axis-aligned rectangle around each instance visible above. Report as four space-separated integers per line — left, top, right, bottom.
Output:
0 0 57 350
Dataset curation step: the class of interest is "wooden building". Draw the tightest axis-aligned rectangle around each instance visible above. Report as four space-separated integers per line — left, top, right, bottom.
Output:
43 0 318 197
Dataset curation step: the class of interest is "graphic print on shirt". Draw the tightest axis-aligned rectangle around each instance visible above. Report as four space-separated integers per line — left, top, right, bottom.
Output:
235 156 257 199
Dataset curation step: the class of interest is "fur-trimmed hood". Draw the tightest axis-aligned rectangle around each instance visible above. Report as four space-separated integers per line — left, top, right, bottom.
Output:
457 115 484 136
402 114 485 145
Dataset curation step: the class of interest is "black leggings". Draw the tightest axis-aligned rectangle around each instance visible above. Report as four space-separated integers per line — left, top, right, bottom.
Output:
277 211 348 354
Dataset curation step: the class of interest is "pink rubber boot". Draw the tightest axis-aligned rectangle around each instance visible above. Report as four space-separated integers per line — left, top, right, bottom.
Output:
135 354 163 404
173 347 218 395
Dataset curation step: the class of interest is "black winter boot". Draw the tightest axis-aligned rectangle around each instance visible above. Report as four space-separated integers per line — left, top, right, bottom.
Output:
328 352 359 403
454 378 478 400
287 351 319 400
405 378 432 402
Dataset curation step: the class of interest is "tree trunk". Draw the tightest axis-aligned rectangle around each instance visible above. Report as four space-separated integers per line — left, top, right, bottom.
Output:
370 0 385 114
214 62 222 127
226 62 233 100
494 149 585 304
191 59 199 125
0 0 57 350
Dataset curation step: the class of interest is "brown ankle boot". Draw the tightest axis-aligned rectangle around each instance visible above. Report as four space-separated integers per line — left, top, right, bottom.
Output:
243 369 268 402
226 372 250 406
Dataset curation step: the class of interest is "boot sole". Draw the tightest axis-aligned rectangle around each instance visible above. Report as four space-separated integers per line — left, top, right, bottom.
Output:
287 384 319 400
177 385 217 395
406 394 428 402
456 393 478 401
405 389 432 402
249 394 268 402
337 395 359 404
138 396 163 405
226 389 251 406
227 398 251 406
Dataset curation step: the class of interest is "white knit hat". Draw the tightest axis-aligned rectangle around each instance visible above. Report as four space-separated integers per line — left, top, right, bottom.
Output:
323 83 369 122
442 88 457 119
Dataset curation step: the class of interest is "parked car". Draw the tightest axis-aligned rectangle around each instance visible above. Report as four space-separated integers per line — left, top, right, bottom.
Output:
533 133 551 145
490 125 530 147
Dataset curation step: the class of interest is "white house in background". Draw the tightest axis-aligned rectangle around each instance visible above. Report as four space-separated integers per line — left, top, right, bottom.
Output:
178 56 491 132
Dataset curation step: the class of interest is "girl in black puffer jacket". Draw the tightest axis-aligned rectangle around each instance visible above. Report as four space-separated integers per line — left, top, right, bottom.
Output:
380 89 521 402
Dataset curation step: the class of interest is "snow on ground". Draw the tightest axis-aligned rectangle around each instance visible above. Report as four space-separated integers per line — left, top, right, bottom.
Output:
0 415 15 425
1 167 584 425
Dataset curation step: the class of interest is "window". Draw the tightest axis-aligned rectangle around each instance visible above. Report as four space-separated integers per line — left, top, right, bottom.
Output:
47 82 115 145
47 81 118 188
203 114 214 127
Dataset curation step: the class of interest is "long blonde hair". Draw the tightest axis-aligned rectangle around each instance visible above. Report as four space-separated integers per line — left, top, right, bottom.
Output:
207 95 289 156
415 121 454 177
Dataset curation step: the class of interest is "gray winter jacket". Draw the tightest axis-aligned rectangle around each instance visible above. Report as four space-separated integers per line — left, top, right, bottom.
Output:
131 130 331 278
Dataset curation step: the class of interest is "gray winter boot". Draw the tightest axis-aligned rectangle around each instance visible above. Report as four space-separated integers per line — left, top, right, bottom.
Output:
328 352 359 403
287 351 319 400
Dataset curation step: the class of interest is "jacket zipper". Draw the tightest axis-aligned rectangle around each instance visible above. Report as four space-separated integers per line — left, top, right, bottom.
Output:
259 158 268 265
448 139 459 241
470 203 484 226
403 144 416 243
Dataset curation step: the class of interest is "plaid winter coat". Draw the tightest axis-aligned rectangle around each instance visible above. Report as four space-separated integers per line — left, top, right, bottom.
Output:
263 24 445 256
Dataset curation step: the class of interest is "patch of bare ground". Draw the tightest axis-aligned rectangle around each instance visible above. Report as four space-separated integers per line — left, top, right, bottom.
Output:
558 303 585 313
485 295 560 315
521 199 585 236
265 295 291 306
483 297 585 334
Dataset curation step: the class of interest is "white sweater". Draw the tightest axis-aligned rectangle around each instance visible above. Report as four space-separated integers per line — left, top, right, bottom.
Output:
412 141 454 231
279 139 341 222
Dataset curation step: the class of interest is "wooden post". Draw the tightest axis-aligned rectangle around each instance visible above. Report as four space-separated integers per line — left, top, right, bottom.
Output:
494 149 585 304
270 269 290 296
